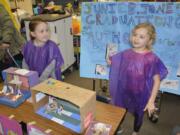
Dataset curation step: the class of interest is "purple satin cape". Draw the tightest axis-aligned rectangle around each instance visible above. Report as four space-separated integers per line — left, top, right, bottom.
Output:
23 40 64 80
109 49 168 114
0 115 23 135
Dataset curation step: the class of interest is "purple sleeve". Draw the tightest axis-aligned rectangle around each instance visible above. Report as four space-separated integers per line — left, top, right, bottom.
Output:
21 43 26 56
22 40 64 80
21 42 29 61
152 57 168 81
52 43 64 80
21 42 29 64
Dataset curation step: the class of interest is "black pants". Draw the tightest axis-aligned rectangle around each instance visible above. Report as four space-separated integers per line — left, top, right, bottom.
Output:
133 112 144 132
0 61 12 81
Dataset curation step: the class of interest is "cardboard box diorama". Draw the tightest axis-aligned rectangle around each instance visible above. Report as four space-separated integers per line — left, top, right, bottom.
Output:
0 67 39 107
31 78 96 133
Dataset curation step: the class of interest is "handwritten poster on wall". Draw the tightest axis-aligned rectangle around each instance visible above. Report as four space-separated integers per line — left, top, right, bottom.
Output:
80 2 180 95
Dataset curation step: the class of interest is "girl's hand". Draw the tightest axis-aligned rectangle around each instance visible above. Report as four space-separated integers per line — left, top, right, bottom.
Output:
106 58 112 65
0 43 10 50
144 100 156 117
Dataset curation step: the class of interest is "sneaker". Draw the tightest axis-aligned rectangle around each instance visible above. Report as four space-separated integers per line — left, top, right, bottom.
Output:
149 112 159 123
117 128 124 135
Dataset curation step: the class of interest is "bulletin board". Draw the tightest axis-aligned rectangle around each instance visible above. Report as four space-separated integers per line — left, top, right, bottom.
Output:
80 2 180 95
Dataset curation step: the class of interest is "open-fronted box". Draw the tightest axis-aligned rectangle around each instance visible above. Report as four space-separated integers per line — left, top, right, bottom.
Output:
0 67 39 107
31 78 96 133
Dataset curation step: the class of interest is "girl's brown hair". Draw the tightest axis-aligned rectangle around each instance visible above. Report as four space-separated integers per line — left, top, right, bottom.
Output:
132 22 156 50
29 18 47 40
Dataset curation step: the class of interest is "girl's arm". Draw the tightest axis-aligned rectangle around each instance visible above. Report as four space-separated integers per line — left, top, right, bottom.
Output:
39 59 56 82
144 74 160 117
0 43 9 49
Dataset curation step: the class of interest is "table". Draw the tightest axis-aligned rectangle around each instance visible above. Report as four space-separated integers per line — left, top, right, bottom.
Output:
0 101 125 135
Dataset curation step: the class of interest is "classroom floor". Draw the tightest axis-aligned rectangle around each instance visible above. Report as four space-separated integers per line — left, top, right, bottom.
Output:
64 69 180 135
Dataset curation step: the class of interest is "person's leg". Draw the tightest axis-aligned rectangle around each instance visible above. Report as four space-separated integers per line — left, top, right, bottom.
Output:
116 111 127 134
133 112 144 135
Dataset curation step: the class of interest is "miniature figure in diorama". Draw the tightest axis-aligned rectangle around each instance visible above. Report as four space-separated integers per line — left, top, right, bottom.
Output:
45 96 58 114
57 104 64 115
45 96 64 115
92 123 110 135
0 83 13 96
0 75 14 96
8 75 23 101
0 74 23 101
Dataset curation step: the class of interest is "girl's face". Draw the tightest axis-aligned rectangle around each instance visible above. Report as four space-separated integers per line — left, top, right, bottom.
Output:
131 27 152 51
31 22 50 45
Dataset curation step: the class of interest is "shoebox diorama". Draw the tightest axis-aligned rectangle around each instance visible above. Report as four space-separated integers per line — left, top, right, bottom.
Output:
31 78 96 133
0 67 39 107
0 115 49 135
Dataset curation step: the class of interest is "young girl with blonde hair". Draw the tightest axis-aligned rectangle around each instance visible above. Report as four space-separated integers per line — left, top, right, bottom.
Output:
109 23 168 135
